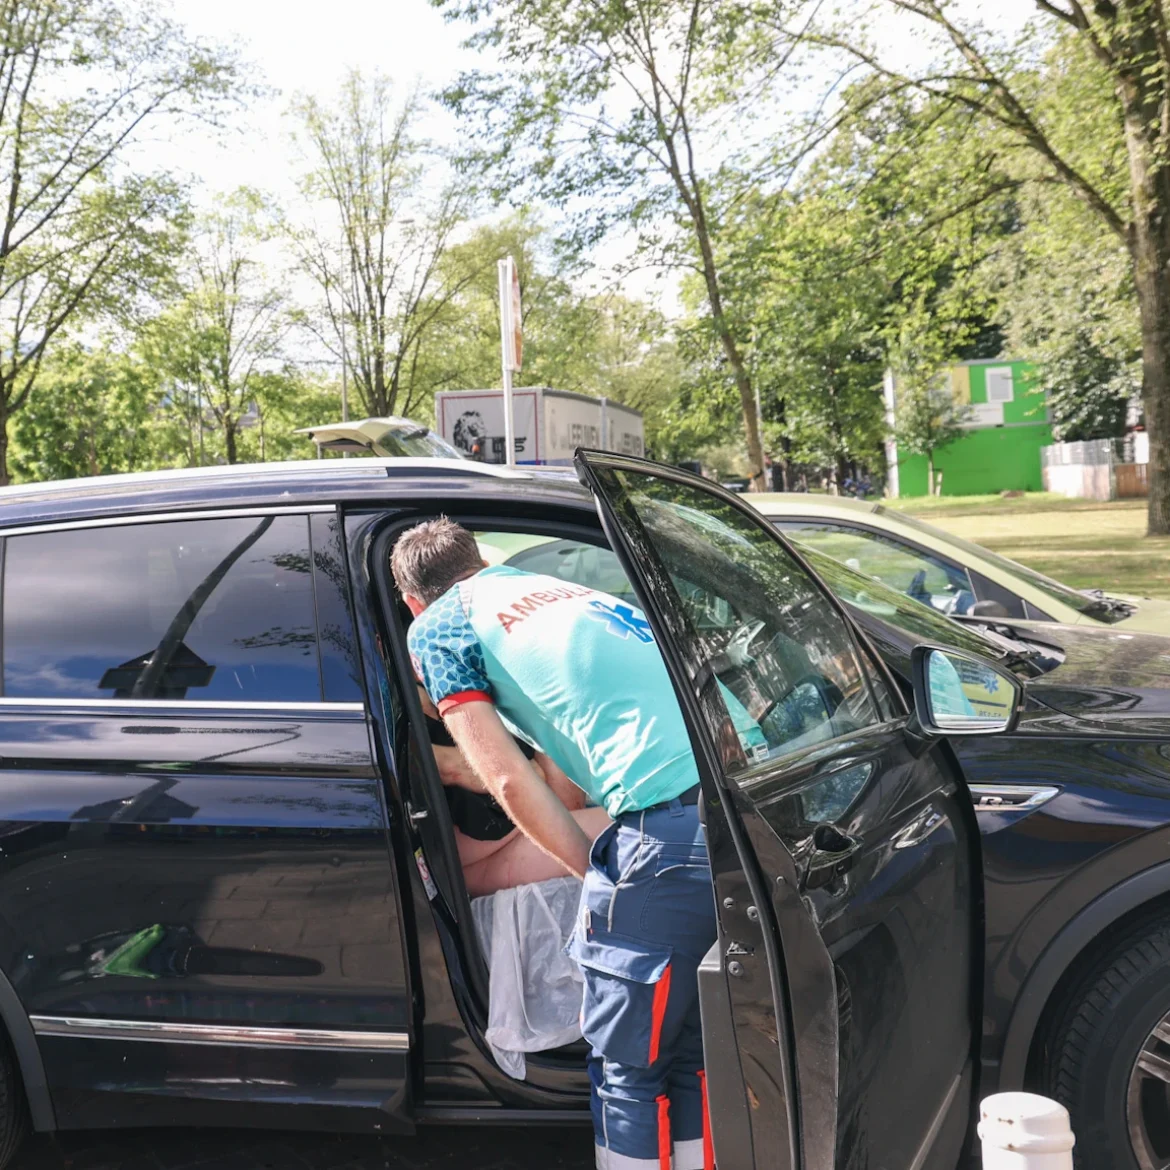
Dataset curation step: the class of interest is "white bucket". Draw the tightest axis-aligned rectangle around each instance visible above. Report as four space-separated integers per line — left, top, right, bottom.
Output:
978 1093 1075 1169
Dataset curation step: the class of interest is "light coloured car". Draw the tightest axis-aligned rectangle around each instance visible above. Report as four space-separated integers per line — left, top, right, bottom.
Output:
295 417 463 460
747 492 1170 634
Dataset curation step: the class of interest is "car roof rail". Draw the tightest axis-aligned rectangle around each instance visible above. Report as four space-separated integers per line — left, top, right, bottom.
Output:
377 458 534 479
0 457 541 503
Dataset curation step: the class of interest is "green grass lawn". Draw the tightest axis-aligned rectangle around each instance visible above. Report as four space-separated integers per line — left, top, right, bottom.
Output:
885 493 1170 600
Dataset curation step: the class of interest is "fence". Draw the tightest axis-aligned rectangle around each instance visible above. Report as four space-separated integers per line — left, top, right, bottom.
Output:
1041 435 1148 500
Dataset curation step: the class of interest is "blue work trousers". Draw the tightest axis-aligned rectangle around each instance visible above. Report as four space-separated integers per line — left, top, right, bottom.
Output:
567 800 716 1170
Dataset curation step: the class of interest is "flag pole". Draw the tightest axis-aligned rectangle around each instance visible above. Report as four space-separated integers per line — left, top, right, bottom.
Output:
498 258 515 467
498 255 522 467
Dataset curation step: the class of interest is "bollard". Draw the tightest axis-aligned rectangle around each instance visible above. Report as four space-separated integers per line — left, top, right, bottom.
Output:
978 1093 1075 1169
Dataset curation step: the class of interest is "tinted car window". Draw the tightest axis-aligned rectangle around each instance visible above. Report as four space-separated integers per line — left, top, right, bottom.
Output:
3 515 321 702
800 546 1010 662
967 568 1027 620
602 473 881 770
310 512 365 703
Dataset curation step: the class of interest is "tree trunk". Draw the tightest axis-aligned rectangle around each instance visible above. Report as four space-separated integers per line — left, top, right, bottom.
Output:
1125 147 1170 534
0 393 9 487
928 450 936 497
686 196 766 490
1116 28 1170 535
224 419 238 465
1132 246 1170 534
374 351 388 417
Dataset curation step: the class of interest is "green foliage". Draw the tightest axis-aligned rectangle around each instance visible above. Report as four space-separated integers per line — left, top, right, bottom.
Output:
9 344 178 481
411 213 683 446
433 0 808 483
985 35 1139 442
0 0 245 482
142 190 291 464
287 71 473 419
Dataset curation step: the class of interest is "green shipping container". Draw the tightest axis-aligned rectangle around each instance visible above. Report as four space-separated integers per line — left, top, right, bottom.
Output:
885 359 1052 498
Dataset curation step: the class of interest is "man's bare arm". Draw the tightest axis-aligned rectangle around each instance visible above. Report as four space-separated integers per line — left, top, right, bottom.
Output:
534 752 587 812
443 701 591 878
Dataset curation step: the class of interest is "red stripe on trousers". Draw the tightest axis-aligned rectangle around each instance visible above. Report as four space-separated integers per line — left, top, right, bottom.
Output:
656 1094 671 1170
697 1070 714 1170
648 963 672 1064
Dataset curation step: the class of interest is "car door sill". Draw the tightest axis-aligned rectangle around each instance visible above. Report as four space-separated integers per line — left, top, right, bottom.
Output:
30 1016 410 1052
415 1107 591 1124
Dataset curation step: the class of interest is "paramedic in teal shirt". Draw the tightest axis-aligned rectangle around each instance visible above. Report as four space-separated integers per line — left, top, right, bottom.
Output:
394 517 741 1170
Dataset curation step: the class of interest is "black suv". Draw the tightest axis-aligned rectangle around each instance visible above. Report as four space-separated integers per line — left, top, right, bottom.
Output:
0 453 1165 1170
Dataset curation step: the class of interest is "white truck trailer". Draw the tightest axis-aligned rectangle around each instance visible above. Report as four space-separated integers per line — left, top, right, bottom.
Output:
434 387 644 466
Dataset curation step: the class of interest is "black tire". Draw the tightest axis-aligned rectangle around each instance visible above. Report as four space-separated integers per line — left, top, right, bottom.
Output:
0 1030 26 1170
1042 914 1170 1169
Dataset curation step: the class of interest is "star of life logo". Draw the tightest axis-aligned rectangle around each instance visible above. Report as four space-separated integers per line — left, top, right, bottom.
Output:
583 599 655 643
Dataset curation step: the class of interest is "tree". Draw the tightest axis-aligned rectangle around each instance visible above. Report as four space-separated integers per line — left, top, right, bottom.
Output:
978 36 1140 441
9 343 177 481
0 0 243 484
288 71 474 419
891 323 974 495
814 0 1170 531
435 0 804 488
145 191 291 465
417 214 682 426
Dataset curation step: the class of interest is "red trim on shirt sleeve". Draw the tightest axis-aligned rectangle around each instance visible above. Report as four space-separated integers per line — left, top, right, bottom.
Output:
437 691 494 715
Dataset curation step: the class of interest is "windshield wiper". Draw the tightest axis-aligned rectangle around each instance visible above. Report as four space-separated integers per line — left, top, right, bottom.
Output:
1080 589 1136 622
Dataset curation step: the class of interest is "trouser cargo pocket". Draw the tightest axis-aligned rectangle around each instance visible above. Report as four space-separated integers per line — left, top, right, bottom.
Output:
568 931 673 1069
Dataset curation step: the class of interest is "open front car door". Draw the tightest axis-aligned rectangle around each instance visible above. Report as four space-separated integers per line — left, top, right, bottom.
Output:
575 452 984 1170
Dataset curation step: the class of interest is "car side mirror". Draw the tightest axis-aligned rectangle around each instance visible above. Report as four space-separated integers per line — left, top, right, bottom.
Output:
910 645 1022 736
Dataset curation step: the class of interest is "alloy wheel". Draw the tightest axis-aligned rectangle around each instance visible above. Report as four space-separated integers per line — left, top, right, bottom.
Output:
1127 1016 1170 1169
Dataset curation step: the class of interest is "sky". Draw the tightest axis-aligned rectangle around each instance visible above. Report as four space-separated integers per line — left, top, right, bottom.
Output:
155 0 1033 306
162 0 479 204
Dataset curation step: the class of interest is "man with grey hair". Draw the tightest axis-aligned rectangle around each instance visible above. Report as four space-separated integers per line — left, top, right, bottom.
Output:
393 516 716 1170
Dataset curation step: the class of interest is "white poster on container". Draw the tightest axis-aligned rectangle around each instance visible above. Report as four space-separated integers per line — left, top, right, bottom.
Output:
543 394 605 464
438 390 539 464
964 402 1004 428
606 403 645 457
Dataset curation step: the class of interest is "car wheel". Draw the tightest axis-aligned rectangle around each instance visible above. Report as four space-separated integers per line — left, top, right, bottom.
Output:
1044 915 1170 1169
0 1032 25 1169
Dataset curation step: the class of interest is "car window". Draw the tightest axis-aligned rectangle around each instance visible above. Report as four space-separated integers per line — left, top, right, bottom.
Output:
779 520 975 615
597 474 882 772
493 535 639 603
378 426 463 459
799 546 1013 660
310 512 365 703
3 515 322 702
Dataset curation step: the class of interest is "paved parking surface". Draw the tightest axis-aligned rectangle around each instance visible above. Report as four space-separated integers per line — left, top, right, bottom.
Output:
10 1126 595 1170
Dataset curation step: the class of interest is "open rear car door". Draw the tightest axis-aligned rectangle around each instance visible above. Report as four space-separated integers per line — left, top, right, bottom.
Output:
575 453 982 1170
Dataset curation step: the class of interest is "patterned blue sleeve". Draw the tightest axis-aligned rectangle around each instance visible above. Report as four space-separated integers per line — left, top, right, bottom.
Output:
407 587 493 712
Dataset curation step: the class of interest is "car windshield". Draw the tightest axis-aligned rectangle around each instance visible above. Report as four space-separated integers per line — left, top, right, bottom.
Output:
377 426 463 459
798 545 1009 660
800 543 1064 678
875 506 1135 623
